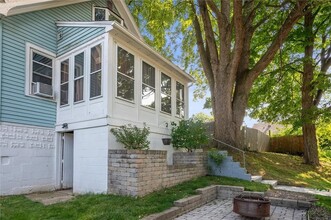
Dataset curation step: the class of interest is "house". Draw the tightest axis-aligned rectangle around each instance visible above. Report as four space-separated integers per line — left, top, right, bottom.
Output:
0 0 194 195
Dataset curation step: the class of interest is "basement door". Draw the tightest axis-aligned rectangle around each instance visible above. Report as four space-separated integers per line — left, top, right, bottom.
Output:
61 133 74 189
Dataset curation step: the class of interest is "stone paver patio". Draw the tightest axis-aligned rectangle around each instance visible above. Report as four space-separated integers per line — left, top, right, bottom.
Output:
175 199 307 220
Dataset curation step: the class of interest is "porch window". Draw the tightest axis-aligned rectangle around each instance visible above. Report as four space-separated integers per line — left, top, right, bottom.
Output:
141 61 155 109
176 82 185 118
74 52 84 102
90 44 102 98
117 47 134 102
60 59 69 106
161 73 171 114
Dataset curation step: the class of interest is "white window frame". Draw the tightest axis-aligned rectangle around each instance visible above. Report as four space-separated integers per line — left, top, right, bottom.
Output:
92 6 124 25
116 45 135 103
89 43 103 100
141 61 156 110
25 43 56 100
160 72 172 115
176 81 185 118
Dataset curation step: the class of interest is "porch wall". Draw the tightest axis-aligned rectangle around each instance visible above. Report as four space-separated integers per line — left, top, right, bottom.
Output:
108 150 207 197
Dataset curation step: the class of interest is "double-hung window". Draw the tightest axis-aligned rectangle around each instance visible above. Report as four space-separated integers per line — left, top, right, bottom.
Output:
27 46 55 98
90 44 102 98
161 73 171 114
117 47 134 102
176 82 185 118
141 61 155 109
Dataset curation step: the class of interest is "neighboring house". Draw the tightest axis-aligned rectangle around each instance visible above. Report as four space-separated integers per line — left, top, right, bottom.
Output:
252 123 285 135
0 0 193 195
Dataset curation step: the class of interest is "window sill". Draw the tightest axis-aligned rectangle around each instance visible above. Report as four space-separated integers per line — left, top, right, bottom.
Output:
25 94 56 103
89 95 103 101
160 111 172 117
115 96 135 105
74 100 85 105
140 105 156 112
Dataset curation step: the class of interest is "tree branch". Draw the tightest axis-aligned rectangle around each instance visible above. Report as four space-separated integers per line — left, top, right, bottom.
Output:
198 0 219 69
249 1 308 82
190 0 214 86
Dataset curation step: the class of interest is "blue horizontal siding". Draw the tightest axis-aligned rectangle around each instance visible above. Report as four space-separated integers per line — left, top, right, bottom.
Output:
0 0 107 128
57 26 105 56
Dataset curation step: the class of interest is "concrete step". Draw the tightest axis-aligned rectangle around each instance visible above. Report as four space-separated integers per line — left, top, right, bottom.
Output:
261 180 278 187
251 175 263 182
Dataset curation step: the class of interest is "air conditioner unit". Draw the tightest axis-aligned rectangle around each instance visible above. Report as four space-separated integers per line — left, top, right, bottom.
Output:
33 82 53 98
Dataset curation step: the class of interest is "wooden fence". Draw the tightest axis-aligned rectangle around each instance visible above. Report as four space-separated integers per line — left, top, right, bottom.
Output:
206 122 304 155
205 123 270 151
269 135 304 155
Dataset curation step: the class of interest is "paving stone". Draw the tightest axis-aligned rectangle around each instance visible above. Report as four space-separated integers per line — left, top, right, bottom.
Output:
174 199 308 220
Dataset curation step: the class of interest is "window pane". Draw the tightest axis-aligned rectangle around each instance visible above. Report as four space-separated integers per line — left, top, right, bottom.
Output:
61 60 69 83
176 100 184 118
161 94 171 114
33 53 52 66
61 83 68 106
117 73 134 101
142 62 155 87
32 74 52 85
95 8 106 21
60 60 69 106
90 71 101 98
33 62 52 78
117 47 134 78
161 73 171 95
91 44 102 73
74 78 84 102
75 52 84 78
176 82 184 101
142 84 155 108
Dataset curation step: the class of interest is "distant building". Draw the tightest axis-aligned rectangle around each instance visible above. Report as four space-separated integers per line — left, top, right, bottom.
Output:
252 123 285 135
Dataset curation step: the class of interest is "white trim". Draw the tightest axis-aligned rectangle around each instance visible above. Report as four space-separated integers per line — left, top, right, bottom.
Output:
57 21 115 28
25 42 56 99
1 0 90 17
115 44 135 102
57 34 106 60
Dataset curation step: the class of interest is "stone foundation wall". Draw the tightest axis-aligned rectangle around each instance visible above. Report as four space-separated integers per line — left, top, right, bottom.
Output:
108 150 207 196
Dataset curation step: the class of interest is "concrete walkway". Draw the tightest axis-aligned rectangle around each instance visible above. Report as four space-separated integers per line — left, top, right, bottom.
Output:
175 199 307 220
25 189 74 205
274 185 331 197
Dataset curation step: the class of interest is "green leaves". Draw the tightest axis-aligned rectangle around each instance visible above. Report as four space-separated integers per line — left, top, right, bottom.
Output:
110 124 150 150
171 119 210 152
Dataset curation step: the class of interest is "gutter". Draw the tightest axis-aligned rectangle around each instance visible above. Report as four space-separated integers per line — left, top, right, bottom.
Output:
0 17 3 120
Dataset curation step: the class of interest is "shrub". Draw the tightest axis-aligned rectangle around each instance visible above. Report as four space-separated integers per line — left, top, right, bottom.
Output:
171 119 209 152
110 124 150 150
208 149 226 165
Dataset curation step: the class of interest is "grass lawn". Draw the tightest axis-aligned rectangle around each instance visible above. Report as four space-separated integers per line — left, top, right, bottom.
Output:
233 151 331 190
0 176 269 220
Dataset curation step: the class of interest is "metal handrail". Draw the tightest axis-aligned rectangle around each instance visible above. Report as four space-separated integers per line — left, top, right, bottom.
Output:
212 138 246 168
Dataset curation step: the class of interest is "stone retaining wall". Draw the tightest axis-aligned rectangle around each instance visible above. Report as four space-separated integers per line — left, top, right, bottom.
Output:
108 150 207 196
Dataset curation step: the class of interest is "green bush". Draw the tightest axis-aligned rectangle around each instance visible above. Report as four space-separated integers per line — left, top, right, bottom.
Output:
208 149 226 165
171 119 209 152
110 124 150 150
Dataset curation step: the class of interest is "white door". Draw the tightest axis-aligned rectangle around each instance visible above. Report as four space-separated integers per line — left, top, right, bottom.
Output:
62 133 74 189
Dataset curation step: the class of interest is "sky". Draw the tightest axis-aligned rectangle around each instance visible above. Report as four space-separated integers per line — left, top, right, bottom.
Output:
188 86 258 128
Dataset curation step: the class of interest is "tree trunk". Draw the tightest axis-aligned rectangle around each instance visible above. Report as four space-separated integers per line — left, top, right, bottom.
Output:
302 10 320 166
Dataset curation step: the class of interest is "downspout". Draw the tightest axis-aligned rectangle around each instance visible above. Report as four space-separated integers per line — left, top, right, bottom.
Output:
0 16 3 120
